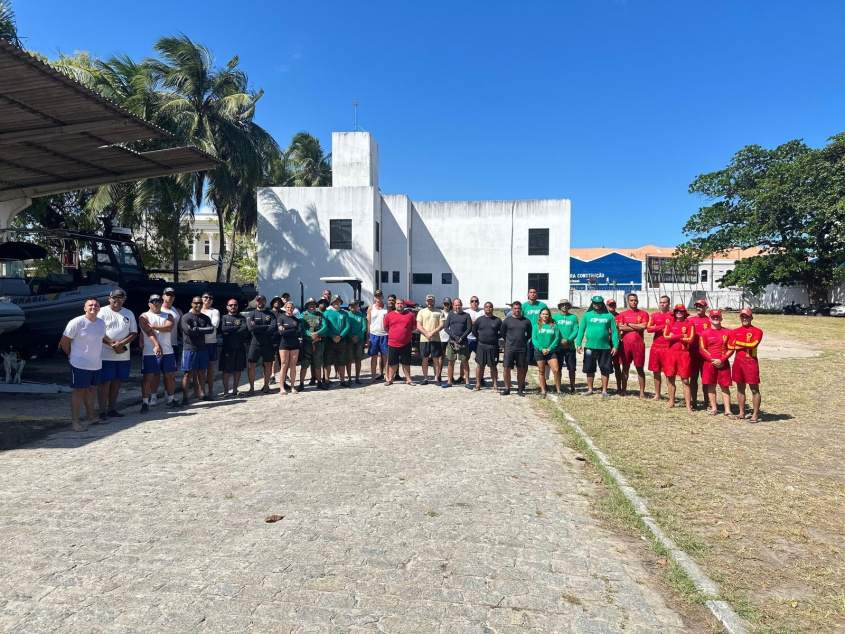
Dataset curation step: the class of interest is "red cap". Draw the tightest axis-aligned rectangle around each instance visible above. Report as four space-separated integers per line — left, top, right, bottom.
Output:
709 309 722 318
739 308 753 317
694 299 708 307
606 299 617 306
673 303 689 316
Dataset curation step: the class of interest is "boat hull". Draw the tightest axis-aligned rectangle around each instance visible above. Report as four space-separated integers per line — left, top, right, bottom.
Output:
0 300 25 335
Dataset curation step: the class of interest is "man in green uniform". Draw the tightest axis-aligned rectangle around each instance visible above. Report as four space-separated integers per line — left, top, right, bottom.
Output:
299 298 327 391
322 295 351 388
575 295 619 398
345 299 368 384
553 299 579 394
523 287 547 365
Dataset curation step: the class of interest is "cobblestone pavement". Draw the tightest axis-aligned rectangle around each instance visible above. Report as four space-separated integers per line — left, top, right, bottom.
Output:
0 380 690 633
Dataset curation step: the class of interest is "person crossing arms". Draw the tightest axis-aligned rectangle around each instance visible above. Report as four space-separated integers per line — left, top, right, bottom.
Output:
97 288 137 420
345 300 368 384
553 299 579 395
532 307 562 398
323 295 351 387
522 288 547 365
729 309 764 423
616 293 649 398
245 294 276 395
219 299 248 398
300 298 327 390
662 304 695 412
646 295 673 400
442 298 472 388
699 309 733 416
574 296 619 398
383 298 416 386
138 294 177 413
606 299 624 394
180 296 216 403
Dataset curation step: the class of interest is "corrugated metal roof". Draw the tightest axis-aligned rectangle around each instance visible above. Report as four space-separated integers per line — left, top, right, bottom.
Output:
0 39 218 202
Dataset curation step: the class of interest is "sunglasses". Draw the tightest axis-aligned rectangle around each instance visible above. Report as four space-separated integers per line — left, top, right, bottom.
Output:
202 296 212 300
192 301 203 305
227 303 238 307
149 300 162 304
470 299 479 303
111 296 125 301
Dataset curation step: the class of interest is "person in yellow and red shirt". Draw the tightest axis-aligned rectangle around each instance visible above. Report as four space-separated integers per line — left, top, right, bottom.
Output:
687 299 712 410
615 293 649 398
699 309 733 416
728 308 764 423
662 304 695 412
646 295 673 400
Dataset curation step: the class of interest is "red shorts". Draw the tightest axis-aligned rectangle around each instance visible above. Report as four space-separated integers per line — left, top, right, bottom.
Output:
702 361 732 387
732 357 760 385
648 346 668 373
689 349 704 375
664 349 691 379
619 339 646 367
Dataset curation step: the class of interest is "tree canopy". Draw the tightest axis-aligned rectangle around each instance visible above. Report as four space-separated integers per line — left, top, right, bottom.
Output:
678 135 845 304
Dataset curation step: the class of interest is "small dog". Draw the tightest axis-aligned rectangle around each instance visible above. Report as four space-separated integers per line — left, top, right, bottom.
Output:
1 350 25 384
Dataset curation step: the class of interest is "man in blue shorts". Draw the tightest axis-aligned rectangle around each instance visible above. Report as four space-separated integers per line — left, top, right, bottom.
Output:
60 298 109 431
139 294 177 413
367 291 389 384
97 288 137 421
180 296 215 403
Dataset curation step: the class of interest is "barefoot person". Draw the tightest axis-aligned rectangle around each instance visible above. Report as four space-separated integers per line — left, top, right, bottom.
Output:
500 301 532 397
60 298 108 431
616 293 649 398
553 299 579 395
699 309 733 416
276 301 302 394
646 295 673 400
729 308 764 423
532 307 562 398
471 302 502 391
220 299 247 397
138 294 177 413
662 304 695 412
575 296 619 398
383 298 416 386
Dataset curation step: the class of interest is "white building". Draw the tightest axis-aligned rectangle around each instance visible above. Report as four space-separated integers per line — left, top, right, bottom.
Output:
189 210 221 261
258 132 571 307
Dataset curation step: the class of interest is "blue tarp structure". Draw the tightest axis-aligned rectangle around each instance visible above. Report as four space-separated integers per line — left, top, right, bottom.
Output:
570 252 643 290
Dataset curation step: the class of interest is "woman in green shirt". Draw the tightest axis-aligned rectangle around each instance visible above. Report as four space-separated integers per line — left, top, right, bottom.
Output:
532 308 563 398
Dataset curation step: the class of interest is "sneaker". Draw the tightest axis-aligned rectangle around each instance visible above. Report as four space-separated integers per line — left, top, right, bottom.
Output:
201 394 214 401
98 412 108 422
441 383 452 388
500 389 511 396
167 400 180 409
309 377 317 386
355 378 362 385
150 394 158 407
540 392 547 399
456 377 465 384
422 379 429 386
269 375 276 385
582 391 594 397
517 390 525 397
106 410 124 418
480 378 487 387
140 403 149 414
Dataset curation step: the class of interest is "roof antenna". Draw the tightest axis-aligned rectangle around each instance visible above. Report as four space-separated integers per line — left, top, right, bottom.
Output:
353 100 366 132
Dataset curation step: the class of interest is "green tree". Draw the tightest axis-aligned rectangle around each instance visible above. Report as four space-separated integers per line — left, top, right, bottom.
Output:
679 136 845 305
287 132 332 186
0 0 21 46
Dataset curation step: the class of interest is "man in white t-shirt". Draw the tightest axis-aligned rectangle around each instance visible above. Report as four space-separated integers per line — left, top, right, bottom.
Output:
138 294 178 413
465 295 484 384
367 290 388 383
60 298 110 432
201 292 220 397
97 288 138 421
151 286 182 405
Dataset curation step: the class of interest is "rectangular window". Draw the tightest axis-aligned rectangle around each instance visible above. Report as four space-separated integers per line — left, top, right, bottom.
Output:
375 270 380 288
412 273 432 285
528 228 549 256
442 273 453 285
381 270 389 283
528 273 549 300
204 239 210 255
375 221 380 253
392 271 400 284
330 219 352 250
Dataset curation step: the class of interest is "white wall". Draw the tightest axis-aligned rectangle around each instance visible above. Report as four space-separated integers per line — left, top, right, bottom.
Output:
332 132 378 188
257 186 379 304
380 194 411 299
411 199 570 307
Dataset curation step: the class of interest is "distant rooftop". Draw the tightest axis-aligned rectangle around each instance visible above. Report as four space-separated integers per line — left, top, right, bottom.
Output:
571 246 763 262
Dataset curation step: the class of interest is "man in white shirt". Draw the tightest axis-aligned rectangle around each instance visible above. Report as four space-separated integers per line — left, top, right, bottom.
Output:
281 293 300 317
97 288 138 421
60 298 110 431
201 292 220 396
138 294 178 413
150 286 182 405
465 295 484 385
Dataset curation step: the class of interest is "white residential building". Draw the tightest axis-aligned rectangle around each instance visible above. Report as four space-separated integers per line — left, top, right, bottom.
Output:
189 210 220 261
258 132 571 307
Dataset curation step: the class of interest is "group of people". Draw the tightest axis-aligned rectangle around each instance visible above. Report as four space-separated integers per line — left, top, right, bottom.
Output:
59 285 764 431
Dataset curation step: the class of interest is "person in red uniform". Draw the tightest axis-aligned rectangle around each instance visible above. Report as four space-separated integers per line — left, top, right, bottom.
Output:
687 299 712 410
607 299 624 394
662 304 695 412
646 295 673 400
729 308 763 423
698 309 733 416
616 293 649 398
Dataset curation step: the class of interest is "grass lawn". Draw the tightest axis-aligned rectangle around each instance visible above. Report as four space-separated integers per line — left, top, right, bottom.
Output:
546 313 845 633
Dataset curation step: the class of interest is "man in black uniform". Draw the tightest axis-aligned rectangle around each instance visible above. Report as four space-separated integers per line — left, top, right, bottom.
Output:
246 294 276 395
499 300 532 397
180 296 216 404
220 299 247 398
471 301 503 391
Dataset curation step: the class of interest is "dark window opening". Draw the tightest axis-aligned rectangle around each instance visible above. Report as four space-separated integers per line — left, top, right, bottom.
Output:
442 273 453 285
392 271 400 283
381 270 389 283
375 221 380 252
528 228 549 256
528 273 549 300
330 219 352 250
701 270 708 283
412 273 432 285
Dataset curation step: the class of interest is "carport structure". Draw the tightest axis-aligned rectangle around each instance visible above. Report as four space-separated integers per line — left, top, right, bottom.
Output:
0 38 217 231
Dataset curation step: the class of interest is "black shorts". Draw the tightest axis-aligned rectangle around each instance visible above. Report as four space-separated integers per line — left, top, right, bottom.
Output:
556 347 577 372
475 342 499 367
219 346 246 373
248 341 275 364
583 348 613 376
535 350 556 362
526 339 536 364
420 341 444 358
278 338 301 351
388 344 412 366
503 349 527 369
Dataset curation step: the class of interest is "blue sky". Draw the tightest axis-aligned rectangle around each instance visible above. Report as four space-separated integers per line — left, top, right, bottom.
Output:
15 1 845 248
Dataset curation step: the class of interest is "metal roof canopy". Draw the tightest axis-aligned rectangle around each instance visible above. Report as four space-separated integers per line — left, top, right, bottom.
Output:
0 38 218 211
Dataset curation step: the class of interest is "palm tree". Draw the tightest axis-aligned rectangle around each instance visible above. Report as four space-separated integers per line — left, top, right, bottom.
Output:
288 132 332 186
0 0 21 46
147 34 281 281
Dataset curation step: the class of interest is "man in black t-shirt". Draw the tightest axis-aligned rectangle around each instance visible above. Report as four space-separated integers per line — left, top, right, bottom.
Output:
220 299 247 397
471 301 503 391
180 296 215 403
245 294 276 395
499 301 532 397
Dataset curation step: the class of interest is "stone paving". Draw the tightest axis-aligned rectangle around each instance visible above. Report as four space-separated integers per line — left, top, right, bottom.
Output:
0 380 690 633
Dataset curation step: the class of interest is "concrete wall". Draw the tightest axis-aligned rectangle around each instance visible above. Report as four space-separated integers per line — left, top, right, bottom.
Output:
379 194 411 299
257 185 379 304
332 132 378 188
411 199 570 307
